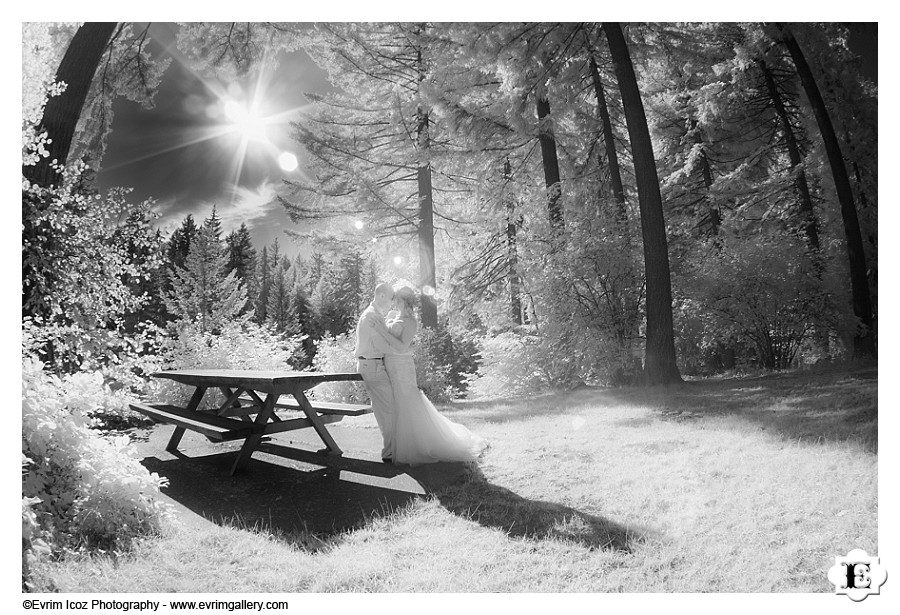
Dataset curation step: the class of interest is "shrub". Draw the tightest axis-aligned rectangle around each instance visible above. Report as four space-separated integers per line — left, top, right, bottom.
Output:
687 233 840 370
412 327 456 403
144 320 296 409
413 325 482 402
21 356 173 579
309 334 369 403
22 457 50 591
467 329 559 398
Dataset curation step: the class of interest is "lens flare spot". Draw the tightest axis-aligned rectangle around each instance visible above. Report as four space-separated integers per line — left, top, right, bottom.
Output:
278 151 299 172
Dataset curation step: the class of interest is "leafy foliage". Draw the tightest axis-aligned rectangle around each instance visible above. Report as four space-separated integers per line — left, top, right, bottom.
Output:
146 321 296 410
469 328 561 398
309 334 369 404
413 325 481 402
685 232 839 370
21 356 172 573
23 124 164 373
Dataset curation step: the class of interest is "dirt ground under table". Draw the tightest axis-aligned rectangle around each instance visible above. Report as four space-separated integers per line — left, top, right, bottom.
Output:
129 412 474 538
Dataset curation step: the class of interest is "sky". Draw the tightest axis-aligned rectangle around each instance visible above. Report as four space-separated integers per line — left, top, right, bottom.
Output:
95 23 335 259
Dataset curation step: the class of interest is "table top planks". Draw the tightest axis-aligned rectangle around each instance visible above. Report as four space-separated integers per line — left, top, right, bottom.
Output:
151 369 363 393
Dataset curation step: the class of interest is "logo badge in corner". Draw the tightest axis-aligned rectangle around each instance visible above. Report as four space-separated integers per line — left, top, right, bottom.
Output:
828 549 887 601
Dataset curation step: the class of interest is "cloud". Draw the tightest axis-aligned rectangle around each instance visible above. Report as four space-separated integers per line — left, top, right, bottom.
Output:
218 180 283 231
150 179 293 242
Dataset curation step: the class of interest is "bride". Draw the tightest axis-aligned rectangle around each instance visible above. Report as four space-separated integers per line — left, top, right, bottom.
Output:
367 285 487 465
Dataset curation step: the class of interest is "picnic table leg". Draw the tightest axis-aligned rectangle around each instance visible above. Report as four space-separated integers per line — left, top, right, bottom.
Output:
166 386 207 452
291 387 343 455
230 392 277 475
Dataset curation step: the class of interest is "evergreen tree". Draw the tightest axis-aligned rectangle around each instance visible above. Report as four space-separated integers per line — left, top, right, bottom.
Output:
224 223 257 311
266 255 295 333
203 204 223 245
166 223 247 334
253 245 271 324
304 251 326 296
166 214 199 273
290 280 317 367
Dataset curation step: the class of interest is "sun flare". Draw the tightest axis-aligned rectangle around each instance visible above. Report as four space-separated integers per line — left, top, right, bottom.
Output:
223 100 270 143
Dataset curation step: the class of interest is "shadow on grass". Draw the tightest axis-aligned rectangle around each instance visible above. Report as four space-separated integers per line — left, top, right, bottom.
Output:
421 465 646 553
142 445 641 554
604 364 877 453
142 449 419 552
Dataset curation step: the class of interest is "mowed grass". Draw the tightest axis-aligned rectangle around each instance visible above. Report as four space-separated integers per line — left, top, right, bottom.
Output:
36 365 877 592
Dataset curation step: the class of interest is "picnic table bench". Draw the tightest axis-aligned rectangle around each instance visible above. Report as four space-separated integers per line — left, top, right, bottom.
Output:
130 369 371 475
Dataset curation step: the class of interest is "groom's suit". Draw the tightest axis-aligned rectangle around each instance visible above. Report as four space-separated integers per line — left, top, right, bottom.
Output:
354 304 397 460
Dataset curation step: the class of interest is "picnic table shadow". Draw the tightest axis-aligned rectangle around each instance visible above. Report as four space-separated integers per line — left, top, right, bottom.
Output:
141 443 642 554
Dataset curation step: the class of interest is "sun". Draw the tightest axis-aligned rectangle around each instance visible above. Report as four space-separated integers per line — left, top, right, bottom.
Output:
100 50 313 191
223 99 269 143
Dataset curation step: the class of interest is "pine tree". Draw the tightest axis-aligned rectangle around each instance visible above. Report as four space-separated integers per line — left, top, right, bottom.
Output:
290 280 317 367
167 223 248 334
253 245 271 323
204 205 223 245
224 224 257 277
266 255 295 333
166 214 199 273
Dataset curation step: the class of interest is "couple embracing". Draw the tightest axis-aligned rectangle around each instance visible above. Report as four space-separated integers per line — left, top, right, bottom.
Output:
354 282 487 465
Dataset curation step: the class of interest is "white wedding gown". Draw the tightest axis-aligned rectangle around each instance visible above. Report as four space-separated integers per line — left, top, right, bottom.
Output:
383 321 487 465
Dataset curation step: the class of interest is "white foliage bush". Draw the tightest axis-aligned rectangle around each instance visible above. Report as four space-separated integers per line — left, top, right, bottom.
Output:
310 334 369 403
468 330 558 398
144 321 296 409
21 357 172 562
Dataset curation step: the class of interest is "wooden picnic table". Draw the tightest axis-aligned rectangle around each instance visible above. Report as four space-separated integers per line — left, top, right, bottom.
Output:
130 369 370 475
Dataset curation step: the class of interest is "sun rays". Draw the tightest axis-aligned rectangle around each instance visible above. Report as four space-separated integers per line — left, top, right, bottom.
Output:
102 35 314 212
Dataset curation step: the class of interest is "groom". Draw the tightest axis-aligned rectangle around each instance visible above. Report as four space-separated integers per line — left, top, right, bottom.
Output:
354 282 403 463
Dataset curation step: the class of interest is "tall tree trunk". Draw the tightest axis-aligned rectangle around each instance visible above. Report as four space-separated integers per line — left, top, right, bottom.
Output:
24 22 118 188
504 158 523 324
777 24 875 359
758 58 820 251
415 43 438 329
535 82 564 232
589 55 627 222
604 22 682 385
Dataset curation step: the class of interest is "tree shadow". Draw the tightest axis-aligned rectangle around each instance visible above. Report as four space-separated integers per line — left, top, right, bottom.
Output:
407 464 647 552
604 365 877 453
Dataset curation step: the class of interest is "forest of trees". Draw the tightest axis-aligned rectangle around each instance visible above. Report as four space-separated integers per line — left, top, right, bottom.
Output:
22 22 877 391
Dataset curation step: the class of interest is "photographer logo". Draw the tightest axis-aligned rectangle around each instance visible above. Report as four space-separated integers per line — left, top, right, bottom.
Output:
827 549 887 601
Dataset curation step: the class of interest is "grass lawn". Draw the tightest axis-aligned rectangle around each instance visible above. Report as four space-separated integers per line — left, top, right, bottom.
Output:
34 365 877 592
